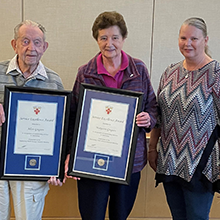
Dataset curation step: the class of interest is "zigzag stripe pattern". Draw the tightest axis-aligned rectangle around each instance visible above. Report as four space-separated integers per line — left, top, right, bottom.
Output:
157 60 220 182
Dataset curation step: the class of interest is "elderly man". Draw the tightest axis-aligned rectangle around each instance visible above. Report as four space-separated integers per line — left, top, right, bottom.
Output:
0 20 63 220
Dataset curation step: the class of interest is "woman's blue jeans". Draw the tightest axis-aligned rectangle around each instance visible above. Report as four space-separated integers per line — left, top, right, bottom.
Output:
163 181 214 220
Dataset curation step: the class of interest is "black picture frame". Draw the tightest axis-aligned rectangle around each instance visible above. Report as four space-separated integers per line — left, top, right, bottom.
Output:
0 86 71 181
68 83 143 185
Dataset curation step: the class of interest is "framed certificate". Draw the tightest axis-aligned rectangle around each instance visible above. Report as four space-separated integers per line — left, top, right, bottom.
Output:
68 83 143 184
0 86 71 181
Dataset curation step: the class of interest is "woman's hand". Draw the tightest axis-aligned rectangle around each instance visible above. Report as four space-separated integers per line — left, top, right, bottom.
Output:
63 154 80 183
136 112 151 128
148 127 161 172
148 149 158 172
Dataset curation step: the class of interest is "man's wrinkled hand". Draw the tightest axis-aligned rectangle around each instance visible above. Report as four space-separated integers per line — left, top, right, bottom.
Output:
0 104 5 126
48 177 63 186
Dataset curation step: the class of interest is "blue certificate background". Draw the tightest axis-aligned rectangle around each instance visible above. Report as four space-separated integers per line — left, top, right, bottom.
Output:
72 89 138 181
4 92 65 177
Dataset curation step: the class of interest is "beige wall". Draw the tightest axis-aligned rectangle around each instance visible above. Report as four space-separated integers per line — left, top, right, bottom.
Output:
24 0 153 91
1 0 220 219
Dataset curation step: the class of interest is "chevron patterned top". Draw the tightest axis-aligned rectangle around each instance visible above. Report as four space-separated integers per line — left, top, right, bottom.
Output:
156 60 220 183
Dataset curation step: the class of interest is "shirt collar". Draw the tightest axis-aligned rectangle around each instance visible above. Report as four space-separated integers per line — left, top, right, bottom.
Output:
6 55 48 79
97 50 129 75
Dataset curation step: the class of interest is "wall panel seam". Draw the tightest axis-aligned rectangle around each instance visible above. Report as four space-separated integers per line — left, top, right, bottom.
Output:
149 0 155 79
22 0 24 21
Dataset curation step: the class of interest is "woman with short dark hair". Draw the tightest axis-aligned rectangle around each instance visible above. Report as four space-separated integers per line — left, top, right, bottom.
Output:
65 11 157 220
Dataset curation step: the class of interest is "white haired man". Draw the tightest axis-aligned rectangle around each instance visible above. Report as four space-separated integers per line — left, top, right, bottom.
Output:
0 20 63 220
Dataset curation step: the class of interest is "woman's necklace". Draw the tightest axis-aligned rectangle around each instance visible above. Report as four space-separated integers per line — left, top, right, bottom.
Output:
183 57 205 79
